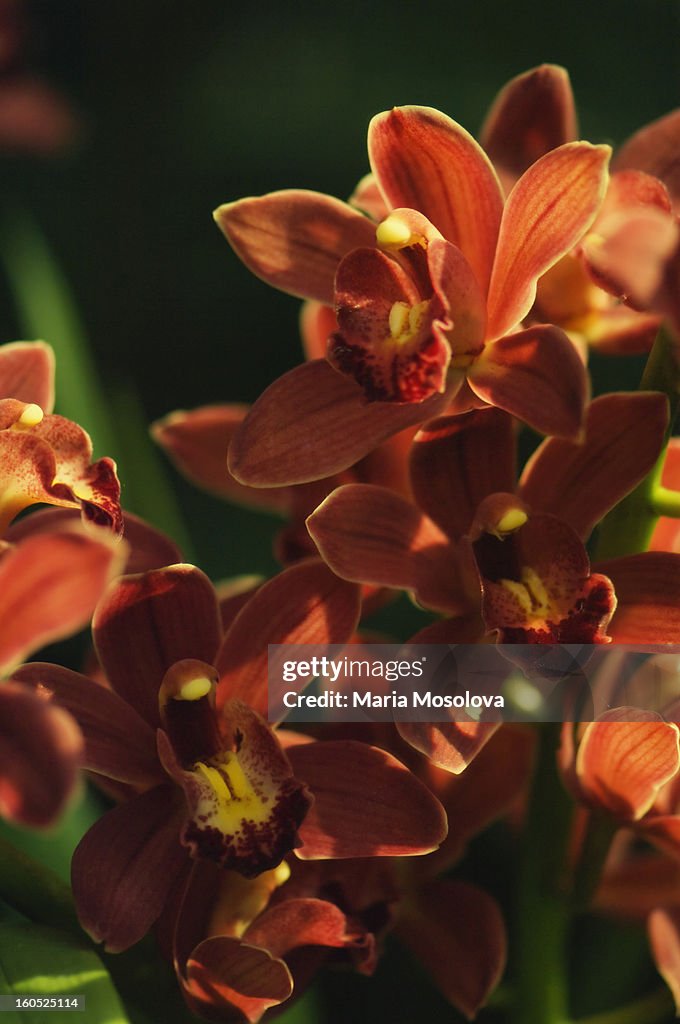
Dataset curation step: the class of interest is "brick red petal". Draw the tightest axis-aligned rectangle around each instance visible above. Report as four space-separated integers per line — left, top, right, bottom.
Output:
71 783 187 951
0 681 82 827
469 324 588 438
368 106 503 293
480 64 577 185
288 740 447 857
11 663 162 787
183 937 292 1024
0 340 54 409
228 359 448 487
614 109 680 207
216 560 361 718
93 564 222 729
520 392 669 538
576 711 680 821
245 897 368 959
307 483 468 614
486 142 611 340
649 909 680 1013
214 190 376 305
596 553 680 642
396 879 506 1019
410 409 515 540
0 527 125 675
152 404 290 513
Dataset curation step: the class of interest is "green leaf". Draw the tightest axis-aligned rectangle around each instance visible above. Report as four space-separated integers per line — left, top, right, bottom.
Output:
0 920 129 1024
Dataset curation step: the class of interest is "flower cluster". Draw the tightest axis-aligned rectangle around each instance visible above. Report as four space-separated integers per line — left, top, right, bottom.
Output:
3 62 680 1024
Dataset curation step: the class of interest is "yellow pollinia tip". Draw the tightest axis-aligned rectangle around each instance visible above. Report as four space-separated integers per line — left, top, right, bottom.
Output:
376 215 413 249
496 508 528 535
178 677 213 702
18 403 44 427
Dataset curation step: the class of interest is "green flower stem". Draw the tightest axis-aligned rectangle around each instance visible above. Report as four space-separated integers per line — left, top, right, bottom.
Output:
571 812 618 911
0 834 80 937
652 486 680 518
513 722 574 1024
595 323 680 561
574 986 674 1024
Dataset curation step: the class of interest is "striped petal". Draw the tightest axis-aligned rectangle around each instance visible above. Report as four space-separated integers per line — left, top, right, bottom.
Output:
596 553 680 643
480 64 577 186
520 392 669 538
307 483 470 614
214 190 376 305
228 359 448 487
486 142 611 340
368 106 503 293
469 324 588 438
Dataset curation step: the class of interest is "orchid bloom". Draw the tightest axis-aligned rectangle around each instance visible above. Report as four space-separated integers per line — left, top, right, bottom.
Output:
167 724 531 1023
216 104 609 488
308 393 680 771
13 559 446 952
0 341 122 533
481 63 680 355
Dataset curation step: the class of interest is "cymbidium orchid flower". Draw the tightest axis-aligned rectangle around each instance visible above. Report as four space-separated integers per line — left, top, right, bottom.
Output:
0 340 122 533
481 63 680 354
13 559 446 953
308 394 680 770
165 725 532 1023
216 103 610 487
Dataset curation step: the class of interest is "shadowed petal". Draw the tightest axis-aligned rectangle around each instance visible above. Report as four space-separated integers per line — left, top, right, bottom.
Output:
520 392 669 538
614 109 680 207
480 64 577 185
0 682 82 827
288 740 447 857
12 663 162 786
410 409 515 540
307 484 468 614
0 340 55 410
0 527 125 675
216 560 360 718
228 360 448 487
397 880 506 1019
93 565 222 729
349 172 389 221
650 439 680 553
71 784 187 951
369 106 503 292
469 324 588 438
153 405 290 513
300 301 339 361
214 190 376 305
245 897 368 959
183 937 292 1024
597 553 680 642
486 142 611 340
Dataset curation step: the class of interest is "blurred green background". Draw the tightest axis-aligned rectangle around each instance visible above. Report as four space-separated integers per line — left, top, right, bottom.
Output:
0 0 676 584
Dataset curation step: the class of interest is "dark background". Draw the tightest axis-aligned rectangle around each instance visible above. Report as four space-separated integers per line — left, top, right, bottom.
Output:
1 0 678 577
